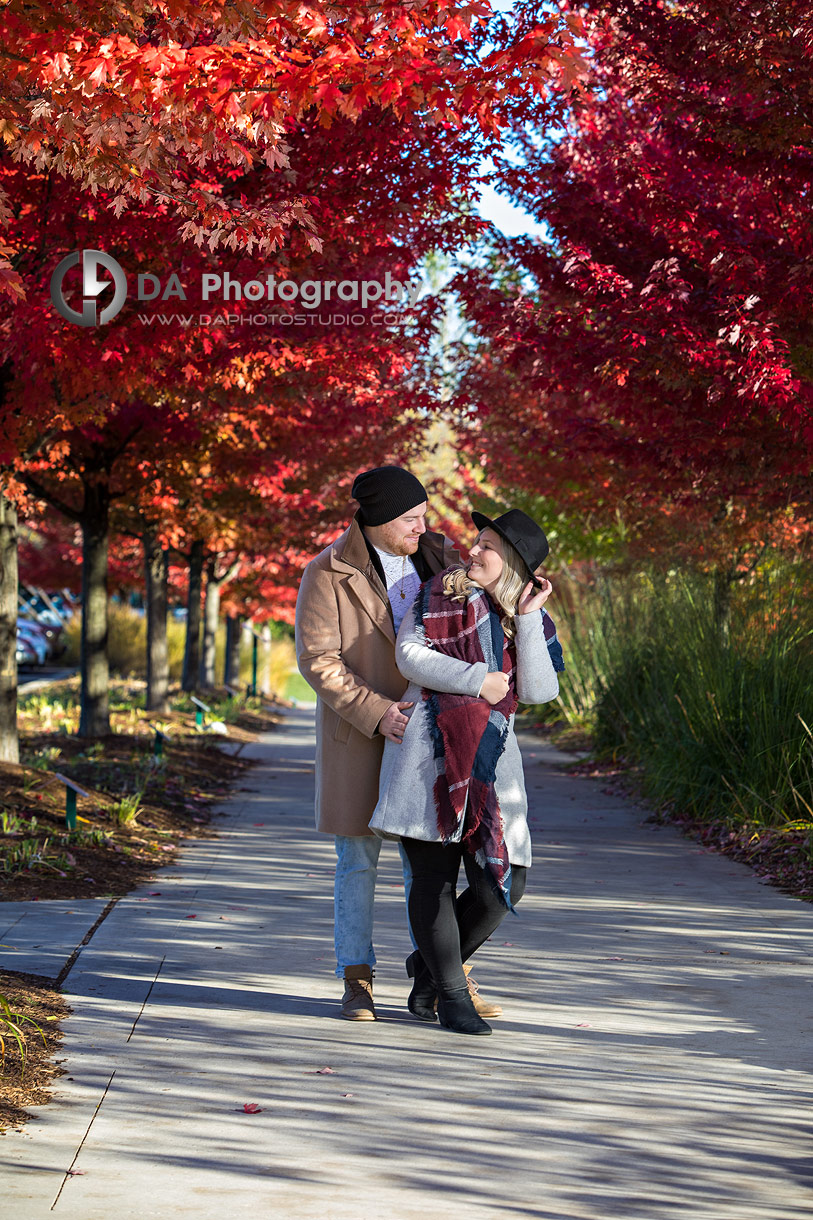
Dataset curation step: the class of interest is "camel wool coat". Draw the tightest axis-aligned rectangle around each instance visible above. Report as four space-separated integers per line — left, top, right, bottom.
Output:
295 513 458 836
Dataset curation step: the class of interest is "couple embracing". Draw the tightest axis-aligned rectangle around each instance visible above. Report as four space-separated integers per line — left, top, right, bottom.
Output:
295 466 563 1036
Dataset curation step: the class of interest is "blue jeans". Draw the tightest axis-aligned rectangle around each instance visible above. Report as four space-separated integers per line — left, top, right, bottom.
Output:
333 836 416 976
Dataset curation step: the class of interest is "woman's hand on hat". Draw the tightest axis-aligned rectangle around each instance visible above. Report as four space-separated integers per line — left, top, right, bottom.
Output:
518 578 553 615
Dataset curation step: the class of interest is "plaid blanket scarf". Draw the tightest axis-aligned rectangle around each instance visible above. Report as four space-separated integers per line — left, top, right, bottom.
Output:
414 572 520 909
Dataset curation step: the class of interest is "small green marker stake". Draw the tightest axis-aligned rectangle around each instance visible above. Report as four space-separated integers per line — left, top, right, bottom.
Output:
195 708 203 728
154 730 164 760
251 635 258 697
65 788 77 830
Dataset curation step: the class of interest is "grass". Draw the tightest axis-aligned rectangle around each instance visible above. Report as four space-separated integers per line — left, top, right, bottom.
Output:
61 604 302 699
550 562 813 841
284 671 315 702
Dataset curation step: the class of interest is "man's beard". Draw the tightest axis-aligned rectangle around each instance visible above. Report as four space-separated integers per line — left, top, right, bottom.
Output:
377 523 420 556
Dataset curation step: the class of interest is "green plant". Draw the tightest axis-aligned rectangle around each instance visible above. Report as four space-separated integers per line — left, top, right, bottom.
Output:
1 836 50 874
79 742 104 761
1 811 24 835
0 994 47 1075
27 745 62 771
109 790 144 827
19 689 80 734
81 827 111 846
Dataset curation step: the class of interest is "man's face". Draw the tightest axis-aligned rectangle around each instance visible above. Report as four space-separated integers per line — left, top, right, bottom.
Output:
375 503 428 555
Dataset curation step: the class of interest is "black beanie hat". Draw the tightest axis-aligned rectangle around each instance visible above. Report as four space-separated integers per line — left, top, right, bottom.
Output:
351 466 428 526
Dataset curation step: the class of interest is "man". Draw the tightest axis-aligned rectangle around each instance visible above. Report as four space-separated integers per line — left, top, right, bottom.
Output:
295 465 502 1022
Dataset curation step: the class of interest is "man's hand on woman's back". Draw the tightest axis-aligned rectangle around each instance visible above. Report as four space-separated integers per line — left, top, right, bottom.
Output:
479 671 510 705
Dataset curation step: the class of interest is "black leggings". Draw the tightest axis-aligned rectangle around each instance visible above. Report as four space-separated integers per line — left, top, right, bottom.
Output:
401 837 527 993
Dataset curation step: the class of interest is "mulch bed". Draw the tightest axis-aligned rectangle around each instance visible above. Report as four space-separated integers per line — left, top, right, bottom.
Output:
0 971 71 1133
0 680 283 1132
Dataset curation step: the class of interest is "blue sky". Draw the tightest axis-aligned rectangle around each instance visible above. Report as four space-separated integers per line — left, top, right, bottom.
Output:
475 183 548 238
471 0 557 239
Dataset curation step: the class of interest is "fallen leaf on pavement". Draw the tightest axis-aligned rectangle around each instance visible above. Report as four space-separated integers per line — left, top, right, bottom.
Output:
242 1103 263 1114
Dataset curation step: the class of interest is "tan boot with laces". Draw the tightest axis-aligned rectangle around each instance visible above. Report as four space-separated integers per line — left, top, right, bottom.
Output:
463 964 503 1019
341 965 376 1020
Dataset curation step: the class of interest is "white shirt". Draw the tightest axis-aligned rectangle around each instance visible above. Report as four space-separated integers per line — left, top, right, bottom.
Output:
373 546 422 633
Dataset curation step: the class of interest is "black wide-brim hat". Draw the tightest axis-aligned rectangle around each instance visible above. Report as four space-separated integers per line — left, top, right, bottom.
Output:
470 509 550 589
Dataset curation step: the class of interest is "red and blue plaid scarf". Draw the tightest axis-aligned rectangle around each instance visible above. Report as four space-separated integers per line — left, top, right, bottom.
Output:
414 571 519 909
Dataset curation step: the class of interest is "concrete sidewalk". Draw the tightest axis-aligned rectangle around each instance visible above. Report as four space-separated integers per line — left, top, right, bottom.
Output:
3 707 813 1220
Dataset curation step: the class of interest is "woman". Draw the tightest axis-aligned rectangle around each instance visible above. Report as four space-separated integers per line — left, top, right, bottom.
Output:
369 508 563 1035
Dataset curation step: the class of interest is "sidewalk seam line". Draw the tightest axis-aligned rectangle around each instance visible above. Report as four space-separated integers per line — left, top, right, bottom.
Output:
126 954 166 1042
56 897 120 987
50 1069 116 1210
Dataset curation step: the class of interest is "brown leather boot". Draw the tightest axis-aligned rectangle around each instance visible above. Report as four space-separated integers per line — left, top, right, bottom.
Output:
463 964 503 1019
341 965 376 1021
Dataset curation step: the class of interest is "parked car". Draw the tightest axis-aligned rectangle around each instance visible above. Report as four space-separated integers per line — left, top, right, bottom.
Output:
16 636 39 667
16 620 49 665
18 612 66 660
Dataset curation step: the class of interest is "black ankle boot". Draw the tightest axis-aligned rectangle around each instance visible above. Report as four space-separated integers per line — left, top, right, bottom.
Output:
437 986 492 1036
405 951 438 1022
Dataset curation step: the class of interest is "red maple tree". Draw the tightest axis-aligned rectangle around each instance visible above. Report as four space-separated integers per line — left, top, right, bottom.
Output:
453 0 813 606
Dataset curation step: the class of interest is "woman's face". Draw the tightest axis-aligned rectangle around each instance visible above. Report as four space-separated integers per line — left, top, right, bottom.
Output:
467 528 504 593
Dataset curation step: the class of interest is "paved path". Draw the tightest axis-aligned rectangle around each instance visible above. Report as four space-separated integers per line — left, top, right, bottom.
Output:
3 708 813 1220
18 667 78 692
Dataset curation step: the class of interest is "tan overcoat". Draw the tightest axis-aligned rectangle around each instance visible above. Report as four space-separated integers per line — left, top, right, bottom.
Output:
295 513 458 835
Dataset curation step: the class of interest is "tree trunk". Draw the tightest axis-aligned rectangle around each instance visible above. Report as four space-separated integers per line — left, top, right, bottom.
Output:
712 567 733 641
223 615 243 687
260 622 272 696
182 539 204 692
79 483 111 737
0 493 19 764
144 528 169 713
199 556 221 689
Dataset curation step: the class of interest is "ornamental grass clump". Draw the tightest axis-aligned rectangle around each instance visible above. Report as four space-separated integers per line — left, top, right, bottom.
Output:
578 565 813 831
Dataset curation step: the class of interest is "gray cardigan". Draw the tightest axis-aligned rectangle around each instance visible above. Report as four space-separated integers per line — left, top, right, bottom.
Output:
369 606 559 866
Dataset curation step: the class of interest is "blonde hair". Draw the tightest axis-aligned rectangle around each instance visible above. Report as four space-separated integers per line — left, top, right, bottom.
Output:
442 531 529 640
